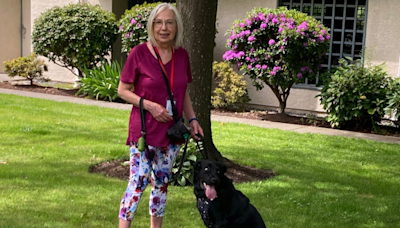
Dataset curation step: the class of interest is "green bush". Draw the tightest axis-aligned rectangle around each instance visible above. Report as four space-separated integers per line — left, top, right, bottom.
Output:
211 61 250 109
385 78 400 125
172 139 204 186
32 3 118 76
76 60 123 102
119 2 162 53
3 53 48 85
318 57 392 131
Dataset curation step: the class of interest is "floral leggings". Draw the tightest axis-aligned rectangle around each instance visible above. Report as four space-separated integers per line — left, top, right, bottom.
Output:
119 143 180 221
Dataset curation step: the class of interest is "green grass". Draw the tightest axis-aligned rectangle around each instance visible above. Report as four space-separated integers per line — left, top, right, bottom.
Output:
1 94 399 228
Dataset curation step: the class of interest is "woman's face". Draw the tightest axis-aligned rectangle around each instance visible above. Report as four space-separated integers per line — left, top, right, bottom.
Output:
153 9 177 46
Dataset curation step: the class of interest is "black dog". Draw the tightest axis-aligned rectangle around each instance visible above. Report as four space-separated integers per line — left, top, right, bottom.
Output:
193 160 266 228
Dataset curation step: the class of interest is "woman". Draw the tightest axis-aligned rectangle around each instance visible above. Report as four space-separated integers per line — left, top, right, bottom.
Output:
117 3 203 228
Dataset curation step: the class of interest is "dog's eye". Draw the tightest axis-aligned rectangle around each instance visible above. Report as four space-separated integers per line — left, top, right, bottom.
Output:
204 167 209 172
217 170 220 173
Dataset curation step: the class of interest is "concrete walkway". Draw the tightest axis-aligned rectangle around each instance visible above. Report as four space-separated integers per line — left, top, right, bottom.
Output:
1 74 399 145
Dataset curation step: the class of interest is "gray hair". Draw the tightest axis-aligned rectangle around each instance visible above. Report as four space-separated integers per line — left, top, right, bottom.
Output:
147 3 183 48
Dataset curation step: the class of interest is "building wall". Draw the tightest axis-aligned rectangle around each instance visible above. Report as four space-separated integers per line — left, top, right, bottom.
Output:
365 0 400 78
0 0 21 73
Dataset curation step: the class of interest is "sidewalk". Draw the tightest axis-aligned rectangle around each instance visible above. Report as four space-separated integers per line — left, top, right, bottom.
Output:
1 83 399 145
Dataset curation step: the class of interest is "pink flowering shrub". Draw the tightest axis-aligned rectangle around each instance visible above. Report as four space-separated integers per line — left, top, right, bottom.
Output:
119 2 165 53
223 7 330 113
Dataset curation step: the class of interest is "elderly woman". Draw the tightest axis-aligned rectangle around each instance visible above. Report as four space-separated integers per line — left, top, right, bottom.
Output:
117 3 203 228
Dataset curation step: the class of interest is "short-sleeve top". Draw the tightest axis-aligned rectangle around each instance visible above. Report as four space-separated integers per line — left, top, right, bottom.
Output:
120 42 193 147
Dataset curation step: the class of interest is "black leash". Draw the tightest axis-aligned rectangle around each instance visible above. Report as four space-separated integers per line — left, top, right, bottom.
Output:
195 133 208 160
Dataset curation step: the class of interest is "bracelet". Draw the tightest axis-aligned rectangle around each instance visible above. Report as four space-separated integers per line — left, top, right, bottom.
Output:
188 117 198 124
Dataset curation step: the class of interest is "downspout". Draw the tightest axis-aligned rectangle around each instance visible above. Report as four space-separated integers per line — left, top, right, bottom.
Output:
20 0 23 57
74 0 80 87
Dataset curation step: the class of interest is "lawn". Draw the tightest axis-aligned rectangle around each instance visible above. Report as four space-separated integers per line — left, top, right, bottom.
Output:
0 94 399 228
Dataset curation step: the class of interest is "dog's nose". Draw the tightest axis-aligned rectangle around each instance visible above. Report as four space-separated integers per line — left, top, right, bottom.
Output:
210 177 218 184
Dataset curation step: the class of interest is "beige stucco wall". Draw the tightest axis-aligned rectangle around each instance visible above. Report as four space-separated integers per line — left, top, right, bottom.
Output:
0 0 21 73
28 0 112 82
216 0 325 114
365 0 400 78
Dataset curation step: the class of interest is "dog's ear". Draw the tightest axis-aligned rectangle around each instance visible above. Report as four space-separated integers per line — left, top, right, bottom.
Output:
194 161 202 171
216 162 227 174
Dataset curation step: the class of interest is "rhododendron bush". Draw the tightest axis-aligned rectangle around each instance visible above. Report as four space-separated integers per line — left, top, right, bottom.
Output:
224 7 330 113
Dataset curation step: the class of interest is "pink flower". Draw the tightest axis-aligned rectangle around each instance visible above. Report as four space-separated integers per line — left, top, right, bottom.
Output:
246 18 252 26
239 22 246 28
138 23 142 28
297 73 303 78
125 33 130 37
278 27 285 33
262 65 268 70
38 37 42 41
260 23 267 29
256 64 261 69
131 19 137 24
248 65 253 69
309 69 313 73
268 39 276 45
272 18 279 24
270 71 276 76
281 46 286 50
303 42 308 47
119 26 124 30
248 36 255 42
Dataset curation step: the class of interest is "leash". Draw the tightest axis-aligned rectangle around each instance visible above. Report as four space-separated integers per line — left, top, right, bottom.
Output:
195 133 208 160
137 97 189 185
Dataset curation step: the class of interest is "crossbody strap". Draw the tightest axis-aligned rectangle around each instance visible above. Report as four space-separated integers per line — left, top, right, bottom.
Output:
152 46 179 123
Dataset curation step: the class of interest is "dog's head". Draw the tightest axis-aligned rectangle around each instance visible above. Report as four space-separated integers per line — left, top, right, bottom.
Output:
194 160 227 200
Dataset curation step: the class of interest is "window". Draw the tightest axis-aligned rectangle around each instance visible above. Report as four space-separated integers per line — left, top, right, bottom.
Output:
278 0 368 86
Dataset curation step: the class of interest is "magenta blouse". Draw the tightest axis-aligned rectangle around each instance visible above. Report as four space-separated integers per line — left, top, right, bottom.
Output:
120 43 193 147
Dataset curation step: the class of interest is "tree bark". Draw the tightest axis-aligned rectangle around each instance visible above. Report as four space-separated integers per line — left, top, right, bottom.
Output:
176 0 224 161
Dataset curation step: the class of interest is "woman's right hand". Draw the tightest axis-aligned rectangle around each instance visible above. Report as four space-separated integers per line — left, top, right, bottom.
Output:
144 100 173 123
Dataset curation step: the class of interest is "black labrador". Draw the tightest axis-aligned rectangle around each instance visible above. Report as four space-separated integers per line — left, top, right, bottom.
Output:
193 160 266 228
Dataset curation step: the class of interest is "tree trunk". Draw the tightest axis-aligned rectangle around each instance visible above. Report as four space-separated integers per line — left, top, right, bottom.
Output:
266 82 293 114
176 0 224 161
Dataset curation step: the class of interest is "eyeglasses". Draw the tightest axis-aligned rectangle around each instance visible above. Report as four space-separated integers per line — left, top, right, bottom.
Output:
153 19 176 28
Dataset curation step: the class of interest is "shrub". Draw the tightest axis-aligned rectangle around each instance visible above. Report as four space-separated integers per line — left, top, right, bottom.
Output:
3 53 48 85
172 138 203 186
119 2 162 53
318 57 392 131
223 7 330 113
76 60 123 102
32 3 118 76
211 61 250 109
385 78 400 125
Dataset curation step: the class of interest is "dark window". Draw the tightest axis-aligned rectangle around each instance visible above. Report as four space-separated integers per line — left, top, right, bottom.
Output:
278 0 368 86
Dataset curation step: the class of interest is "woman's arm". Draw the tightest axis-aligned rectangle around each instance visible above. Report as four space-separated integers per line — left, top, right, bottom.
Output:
183 91 204 139
118 81 173 123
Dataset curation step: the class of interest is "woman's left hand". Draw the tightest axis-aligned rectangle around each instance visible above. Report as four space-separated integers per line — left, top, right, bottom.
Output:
190 120 203 140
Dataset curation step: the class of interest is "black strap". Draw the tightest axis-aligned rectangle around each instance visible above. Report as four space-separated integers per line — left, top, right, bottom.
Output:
195 133 208 159
140 97 146 138
152 46 179 123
